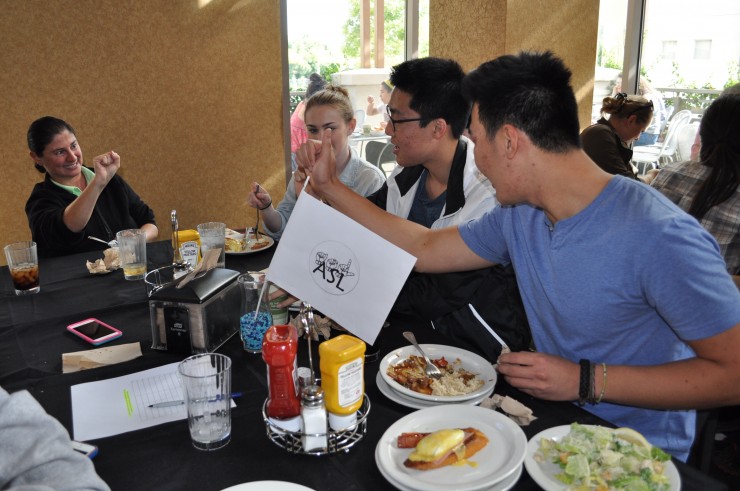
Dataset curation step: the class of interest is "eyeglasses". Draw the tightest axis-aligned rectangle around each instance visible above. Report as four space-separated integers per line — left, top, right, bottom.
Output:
386 106 425 131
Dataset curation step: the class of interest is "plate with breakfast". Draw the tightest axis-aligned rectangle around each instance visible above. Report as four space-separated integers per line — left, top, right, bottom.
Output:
224 232 274 255
380 344 496 403
375 404 527 491
375 372 494 410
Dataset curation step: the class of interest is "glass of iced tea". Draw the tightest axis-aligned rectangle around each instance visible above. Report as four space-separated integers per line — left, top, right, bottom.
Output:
4 241 40 295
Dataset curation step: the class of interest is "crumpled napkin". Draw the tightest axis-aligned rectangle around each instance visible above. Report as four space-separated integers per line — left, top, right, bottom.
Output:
86 247 121 274
176 248 221 288
291 312 333 340
62 342 142 373
480 394 537 426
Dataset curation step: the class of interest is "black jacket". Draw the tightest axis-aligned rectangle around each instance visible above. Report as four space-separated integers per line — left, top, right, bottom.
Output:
367 142 531 361
25 169 156 258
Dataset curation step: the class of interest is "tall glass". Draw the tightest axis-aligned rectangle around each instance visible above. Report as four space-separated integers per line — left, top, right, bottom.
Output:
238 272 273 353
197 222 226 269
178 353 232 451
116 229 147 280
4 241 40 295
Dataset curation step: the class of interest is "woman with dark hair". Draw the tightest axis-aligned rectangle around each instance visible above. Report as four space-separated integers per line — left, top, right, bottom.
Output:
290 73 327 153
25 116 157 258
581 93 655 182
652 94 740 281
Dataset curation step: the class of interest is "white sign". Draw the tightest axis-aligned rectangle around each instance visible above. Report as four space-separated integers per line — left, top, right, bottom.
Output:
267 188 416 345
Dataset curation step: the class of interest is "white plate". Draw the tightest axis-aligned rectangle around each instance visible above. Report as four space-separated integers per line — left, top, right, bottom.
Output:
221 481 314 491
524 425 681 491
375 405 527 491
375 372 493 410
380 344 497 403
225 234 274 255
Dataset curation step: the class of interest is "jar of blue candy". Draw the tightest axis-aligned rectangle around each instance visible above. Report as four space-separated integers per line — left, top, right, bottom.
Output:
238 272 273 353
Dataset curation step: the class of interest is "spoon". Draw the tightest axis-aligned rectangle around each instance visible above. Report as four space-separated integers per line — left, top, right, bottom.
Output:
402 331 443 379
88 236 117 247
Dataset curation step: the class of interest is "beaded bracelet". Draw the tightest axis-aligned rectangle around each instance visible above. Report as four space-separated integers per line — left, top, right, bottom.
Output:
578 359 591 406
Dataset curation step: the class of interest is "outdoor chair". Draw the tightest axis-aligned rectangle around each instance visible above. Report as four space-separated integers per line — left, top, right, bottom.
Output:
365 140 395 176
676 121 700 162
632 109 692 174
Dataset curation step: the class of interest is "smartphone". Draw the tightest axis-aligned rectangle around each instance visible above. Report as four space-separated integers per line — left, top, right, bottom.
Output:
71 440 98 458
67 318 122 346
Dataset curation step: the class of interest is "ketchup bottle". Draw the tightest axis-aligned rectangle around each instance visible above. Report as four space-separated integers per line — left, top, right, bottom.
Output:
262 324 301 420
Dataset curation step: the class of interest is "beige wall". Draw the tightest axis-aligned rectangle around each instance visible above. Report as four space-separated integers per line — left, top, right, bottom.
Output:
0 0 288 264
430 0 599 129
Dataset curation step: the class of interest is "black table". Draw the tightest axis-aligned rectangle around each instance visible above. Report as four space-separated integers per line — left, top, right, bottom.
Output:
0 241 726 491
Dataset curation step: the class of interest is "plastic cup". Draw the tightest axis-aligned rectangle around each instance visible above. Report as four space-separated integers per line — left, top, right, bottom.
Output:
4 241 40 295
178 353 232 451
116 229 147 280
197 222 226 269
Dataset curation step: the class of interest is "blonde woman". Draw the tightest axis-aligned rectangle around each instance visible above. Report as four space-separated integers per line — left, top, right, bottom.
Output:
248 85 386 239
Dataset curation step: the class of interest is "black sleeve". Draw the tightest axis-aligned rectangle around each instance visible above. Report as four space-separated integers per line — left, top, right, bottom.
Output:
365 181 389 209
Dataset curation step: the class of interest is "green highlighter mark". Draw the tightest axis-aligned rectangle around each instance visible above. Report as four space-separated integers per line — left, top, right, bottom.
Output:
123 389 134 417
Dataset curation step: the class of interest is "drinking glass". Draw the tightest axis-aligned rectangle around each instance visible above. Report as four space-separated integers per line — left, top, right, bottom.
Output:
197 222 226 269
116 229 147 280
4 241 40 295
178 353 232 451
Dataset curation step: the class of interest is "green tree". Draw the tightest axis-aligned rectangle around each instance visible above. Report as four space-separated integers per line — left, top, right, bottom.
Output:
342 0 407 68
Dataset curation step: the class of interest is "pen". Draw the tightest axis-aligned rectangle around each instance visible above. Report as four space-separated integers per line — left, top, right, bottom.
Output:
148 392 243 408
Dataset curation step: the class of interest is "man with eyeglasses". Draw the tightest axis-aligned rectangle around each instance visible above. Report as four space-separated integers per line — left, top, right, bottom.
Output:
364 57 531 359
300 51 740 461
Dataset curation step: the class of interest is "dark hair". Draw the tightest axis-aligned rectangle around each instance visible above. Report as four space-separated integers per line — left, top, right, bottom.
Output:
462 51 580 152
601 93 653 125
27 116 76 173
689 94 740 220
389 57 468 139
306 73 327 98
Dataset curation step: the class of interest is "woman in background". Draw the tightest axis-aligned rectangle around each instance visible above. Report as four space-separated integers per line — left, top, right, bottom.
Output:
248 85 386 240
365 79 393 129
290 73 327 153
652 94 740 284
581 92 655 182
25 116 157 258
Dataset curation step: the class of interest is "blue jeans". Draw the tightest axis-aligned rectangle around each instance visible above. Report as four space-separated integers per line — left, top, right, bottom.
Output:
635 133 659 146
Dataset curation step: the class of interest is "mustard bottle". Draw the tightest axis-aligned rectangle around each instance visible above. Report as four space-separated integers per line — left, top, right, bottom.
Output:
318 334 366 431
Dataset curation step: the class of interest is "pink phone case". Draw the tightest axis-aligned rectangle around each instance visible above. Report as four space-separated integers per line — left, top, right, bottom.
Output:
67 318 122 345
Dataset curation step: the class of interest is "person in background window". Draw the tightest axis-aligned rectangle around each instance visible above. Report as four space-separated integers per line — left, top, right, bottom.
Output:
248 85 385 240
652 94 740 286
290 73 327 153
25 116 158 258
0 386 110 490
366 79 393 129
580 93 657 183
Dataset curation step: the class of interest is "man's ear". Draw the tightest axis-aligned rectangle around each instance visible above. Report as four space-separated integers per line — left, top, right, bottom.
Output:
501 124 519 157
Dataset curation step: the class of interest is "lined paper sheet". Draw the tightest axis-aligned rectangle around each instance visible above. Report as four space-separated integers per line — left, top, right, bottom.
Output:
72 362 201 440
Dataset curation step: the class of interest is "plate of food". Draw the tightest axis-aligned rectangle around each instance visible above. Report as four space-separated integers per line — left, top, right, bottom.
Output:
524 424 680 491
380 344 496 403
375 404 527 491
375 373 494 410
224 232 274 255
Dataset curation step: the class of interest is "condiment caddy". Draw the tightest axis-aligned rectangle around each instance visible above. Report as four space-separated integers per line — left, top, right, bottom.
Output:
261 303 371 456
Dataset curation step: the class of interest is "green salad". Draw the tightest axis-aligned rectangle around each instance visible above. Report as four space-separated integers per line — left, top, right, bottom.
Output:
535 423 672 491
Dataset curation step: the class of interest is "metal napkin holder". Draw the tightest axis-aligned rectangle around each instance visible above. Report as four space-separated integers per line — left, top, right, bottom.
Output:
262 303 370 456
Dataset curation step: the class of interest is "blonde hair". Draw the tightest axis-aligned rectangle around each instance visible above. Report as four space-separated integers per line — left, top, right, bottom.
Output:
601 93 654 125
305 84 354 123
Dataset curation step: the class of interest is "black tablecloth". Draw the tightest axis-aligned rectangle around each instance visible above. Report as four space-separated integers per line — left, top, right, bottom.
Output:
0 241 726 491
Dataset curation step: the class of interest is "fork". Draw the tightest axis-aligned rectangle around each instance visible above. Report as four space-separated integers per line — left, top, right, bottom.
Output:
402 331 443 379
253 185 264 242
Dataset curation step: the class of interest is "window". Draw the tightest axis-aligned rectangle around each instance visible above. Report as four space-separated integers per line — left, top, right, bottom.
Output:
694 40 712 60
662 41 678 61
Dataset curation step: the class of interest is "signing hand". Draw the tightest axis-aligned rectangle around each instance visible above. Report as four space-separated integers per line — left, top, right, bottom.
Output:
367 95 375 104
247 182 272 210
91 151 120 188
299 129 336 197
293 167 307 197
496 351 580 401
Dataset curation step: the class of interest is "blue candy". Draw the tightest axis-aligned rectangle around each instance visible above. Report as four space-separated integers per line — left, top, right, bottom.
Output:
240 311 273 351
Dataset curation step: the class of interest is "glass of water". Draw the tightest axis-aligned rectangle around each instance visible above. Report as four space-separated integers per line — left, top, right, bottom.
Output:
196 222 226 268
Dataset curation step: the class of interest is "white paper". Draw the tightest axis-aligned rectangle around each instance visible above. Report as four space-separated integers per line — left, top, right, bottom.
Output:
71 362 234 441
267 187 416 345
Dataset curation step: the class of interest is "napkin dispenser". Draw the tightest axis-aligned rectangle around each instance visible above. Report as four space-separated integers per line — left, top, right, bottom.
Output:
149 268 240 354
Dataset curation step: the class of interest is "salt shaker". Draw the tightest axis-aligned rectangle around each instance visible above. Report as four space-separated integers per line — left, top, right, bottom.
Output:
300 385 327 452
